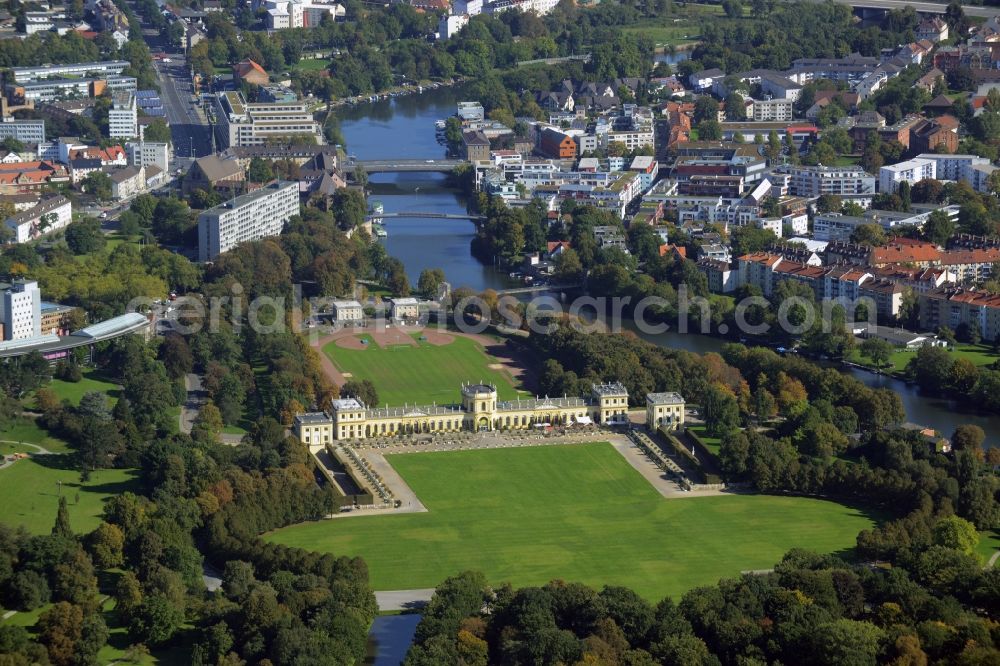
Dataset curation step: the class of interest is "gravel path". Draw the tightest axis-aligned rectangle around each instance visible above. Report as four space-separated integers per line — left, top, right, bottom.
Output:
375 589 436 611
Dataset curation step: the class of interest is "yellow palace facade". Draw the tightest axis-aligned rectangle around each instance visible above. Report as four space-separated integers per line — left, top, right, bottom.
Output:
294 382 685 445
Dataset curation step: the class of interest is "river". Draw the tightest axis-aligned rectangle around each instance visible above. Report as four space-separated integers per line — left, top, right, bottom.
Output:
619 321 1000 437
338 88 998 441
337 87 513 291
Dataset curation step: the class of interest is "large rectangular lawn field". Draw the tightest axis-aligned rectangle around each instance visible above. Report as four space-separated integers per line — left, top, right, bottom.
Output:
267 443 877 600
323 333 521 405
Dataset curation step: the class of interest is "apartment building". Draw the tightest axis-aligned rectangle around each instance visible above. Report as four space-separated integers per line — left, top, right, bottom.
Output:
788 165 876 198
914 153 998 193
264 0 344 29
751 98 794 122
879 158 936 193
920 287 1000 342
602 128 654 151
813 211 912 242
198 181 300 261
738 252 784 297
213 92 323 150
4 195 72 244
108 166 146 200
0 280 41 341
109 92 138 139
939 248 1000 283
0 120 45 145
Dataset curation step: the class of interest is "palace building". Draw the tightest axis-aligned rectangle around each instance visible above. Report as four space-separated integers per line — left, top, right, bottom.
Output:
294 383 686 445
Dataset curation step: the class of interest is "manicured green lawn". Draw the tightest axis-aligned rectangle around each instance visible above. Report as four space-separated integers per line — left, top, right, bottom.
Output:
323 334 522 406
45 370 120 406
688 425 722 458
620 25 701 48
0 456 140 535
293 58 329 71
852 343 1000 375
977 529 1000 565
0 422 72 453
268 443 877 600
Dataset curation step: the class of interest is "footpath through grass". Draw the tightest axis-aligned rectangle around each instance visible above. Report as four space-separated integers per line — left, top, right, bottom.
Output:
268 443 876 600
324 333 522 406
0 421 72 453
0 456 140 535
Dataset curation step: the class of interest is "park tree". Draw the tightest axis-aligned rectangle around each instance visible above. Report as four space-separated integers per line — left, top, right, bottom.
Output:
115 571 143 617
87 522 125 568
65 218 106 255
38 601 107 666
859 337 893 371
385 257 411 296
52 497 73 539
951 424 986 457
130 594 184 645
341 379 378 407
702 385 740 437
417 268 446 300
331 189 366 229
932 515 979 555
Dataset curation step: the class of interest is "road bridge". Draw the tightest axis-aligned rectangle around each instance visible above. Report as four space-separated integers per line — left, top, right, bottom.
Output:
808 0 1000 17
367 212 486 222
350 159 469 173
496 284 582 295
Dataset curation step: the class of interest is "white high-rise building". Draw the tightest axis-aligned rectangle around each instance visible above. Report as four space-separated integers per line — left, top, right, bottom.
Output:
197 181 300 261
109 92 138 139
0 280 41 341
126 141 171 174
879 158 936 194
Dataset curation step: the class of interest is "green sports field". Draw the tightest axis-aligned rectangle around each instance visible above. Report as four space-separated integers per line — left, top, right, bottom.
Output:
0 456 140 535
323 334 522 406
268 443 877 600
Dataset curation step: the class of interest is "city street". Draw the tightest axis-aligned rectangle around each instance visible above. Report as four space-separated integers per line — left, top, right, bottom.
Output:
136 18 213 172
152 54 214 169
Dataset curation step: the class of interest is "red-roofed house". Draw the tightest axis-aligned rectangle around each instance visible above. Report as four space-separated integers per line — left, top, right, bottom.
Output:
233 59 269 86
546 241 572 259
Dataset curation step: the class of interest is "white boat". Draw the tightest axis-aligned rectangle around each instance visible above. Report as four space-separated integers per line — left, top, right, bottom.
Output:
373 224 388 238
434 119 447 129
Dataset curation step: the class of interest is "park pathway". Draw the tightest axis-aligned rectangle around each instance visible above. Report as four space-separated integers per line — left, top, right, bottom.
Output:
179 374 242 446
375 589 435 611
0 440 54 455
